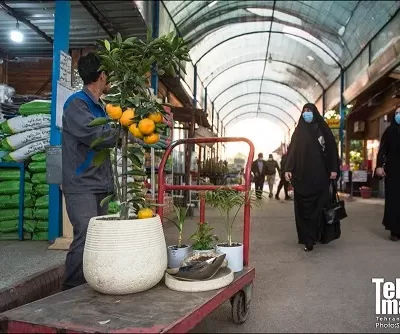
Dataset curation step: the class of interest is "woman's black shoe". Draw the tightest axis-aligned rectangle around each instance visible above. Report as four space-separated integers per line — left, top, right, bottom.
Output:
304 245 314 252
390 233 399 241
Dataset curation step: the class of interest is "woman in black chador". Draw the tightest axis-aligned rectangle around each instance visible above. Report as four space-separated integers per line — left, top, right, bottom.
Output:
285 103 339 251
375 107 400 241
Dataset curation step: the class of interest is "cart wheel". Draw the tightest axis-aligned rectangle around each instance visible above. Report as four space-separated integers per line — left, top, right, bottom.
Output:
231 290 250 324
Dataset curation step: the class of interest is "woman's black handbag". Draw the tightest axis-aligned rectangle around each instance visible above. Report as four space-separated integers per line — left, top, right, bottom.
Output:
323 181 347 225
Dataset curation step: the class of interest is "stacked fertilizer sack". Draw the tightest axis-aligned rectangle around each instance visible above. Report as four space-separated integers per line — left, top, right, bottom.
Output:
0 103 51 163
28 153 49 240
0 100 51 240
0 168 35 240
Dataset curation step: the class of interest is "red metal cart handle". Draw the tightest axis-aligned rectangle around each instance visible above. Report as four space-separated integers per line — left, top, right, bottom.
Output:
157 137 255 267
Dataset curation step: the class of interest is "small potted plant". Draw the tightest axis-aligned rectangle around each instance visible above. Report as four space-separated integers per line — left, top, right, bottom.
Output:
164 205 191 268
360 186 372 199
190 221 219 258
205 188 260 272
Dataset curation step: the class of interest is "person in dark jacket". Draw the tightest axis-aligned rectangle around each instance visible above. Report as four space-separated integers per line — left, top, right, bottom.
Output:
62 53 117 290
265 154 280 198
375 107 400 241
285 103 339 252
275 152 291 200
251 153 267 199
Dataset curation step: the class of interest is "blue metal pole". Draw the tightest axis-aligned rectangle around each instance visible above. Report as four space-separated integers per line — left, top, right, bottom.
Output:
339 70 345 163
151 0 160 93
48 0 70 242
193 65 197 108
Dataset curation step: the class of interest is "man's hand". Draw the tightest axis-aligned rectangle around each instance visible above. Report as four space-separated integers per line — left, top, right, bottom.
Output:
375 167 386 177
330 172 337 180
285 172 292 182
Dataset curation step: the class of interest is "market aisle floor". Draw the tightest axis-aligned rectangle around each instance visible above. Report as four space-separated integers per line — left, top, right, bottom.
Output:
0 197 396 333
190 197 397 333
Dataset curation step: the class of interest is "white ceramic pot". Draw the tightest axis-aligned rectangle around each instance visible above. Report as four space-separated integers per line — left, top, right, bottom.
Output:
216 243 244 273
83 214 167 295
167 245 191 269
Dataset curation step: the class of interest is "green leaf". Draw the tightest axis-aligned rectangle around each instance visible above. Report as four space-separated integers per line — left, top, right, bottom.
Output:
128 153 142 167
88 117 110 127
126 170 147 176
93 149 110 167
157 69 165 76
172 35 180 50
100 194 114 207
104 39 111 51
146 26 152 42
90 137 105 149
116 33 123 45
123 36 137 45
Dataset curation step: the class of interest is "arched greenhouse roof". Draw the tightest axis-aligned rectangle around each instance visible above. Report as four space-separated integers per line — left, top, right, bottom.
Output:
163 0 400 130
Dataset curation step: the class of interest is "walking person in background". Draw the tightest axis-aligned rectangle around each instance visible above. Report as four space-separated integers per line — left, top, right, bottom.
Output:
251 153 267 199
285 103 339 251
265 154 280 198
275 151 291 200
375 107 400 241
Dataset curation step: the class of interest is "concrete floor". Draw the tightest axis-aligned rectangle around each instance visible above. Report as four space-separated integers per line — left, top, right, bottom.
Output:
0 196 398 333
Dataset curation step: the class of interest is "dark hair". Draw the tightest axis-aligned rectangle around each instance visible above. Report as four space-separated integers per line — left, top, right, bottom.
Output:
77 53 102 85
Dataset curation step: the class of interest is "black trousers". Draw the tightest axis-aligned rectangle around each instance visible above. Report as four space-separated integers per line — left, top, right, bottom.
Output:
62 193 109 291
254 177 264 198
276 174 289 198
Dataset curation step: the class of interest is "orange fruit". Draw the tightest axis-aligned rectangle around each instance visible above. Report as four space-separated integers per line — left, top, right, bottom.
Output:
137 207 154 219
128 123 143 139
138 118 156 135
148 112 163 124
143 133 160 145
105 104 122 120
119 108 135 127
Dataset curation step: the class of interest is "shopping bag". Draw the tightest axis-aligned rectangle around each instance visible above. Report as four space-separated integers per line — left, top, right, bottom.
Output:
323 181 347 225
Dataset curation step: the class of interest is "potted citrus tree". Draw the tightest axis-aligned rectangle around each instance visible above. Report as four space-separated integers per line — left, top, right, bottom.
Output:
82 30 190 295
205 188 260 272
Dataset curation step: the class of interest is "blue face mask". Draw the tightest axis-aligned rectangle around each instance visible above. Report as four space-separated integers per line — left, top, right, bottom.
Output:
302 111 313 123
395 113 400 125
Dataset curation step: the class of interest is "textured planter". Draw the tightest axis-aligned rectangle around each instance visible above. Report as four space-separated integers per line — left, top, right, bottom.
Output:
83 214 167 295
216 243 244 273
167 245 191 269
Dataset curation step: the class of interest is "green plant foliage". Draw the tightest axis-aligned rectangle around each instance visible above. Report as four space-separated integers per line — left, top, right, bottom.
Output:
205 188 260 246
164 205 189 247
190 222 218 251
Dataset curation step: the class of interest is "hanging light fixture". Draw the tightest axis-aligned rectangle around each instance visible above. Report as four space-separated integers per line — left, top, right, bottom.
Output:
267 53 272 63
10 21 24 43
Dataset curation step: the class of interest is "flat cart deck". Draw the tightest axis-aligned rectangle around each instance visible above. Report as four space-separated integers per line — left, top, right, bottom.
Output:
0 137 257 333
0 268 255 333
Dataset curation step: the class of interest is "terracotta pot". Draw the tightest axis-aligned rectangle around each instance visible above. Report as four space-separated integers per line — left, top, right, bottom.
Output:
83 214 167 295
360 187 372 199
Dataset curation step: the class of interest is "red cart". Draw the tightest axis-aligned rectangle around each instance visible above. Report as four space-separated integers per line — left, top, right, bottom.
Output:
0 137 256 333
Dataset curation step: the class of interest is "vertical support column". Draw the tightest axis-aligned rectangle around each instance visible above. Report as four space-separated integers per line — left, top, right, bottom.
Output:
322 90 326 116
339 69 345 192
151 0 160 93
150 0 160 201
193 65 197 108
48 0 70 242
211 102 215 130
204 87 207 114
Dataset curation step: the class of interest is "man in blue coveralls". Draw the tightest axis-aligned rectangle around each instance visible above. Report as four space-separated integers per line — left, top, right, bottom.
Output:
61 53 117 290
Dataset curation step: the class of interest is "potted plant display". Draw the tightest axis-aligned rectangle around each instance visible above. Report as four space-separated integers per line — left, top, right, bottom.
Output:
205 188 259 272
82 31 190 295
164 205 191 269
190 221 219 258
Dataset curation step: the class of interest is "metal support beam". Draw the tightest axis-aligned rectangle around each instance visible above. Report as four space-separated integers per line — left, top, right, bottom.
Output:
0 0 53 44
204 87 208 113
339 69 345 165
151 0 160 94
211 102 215 129
79 0 118 38
193 64 197 107
48 0 70 242
322 90 326 115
